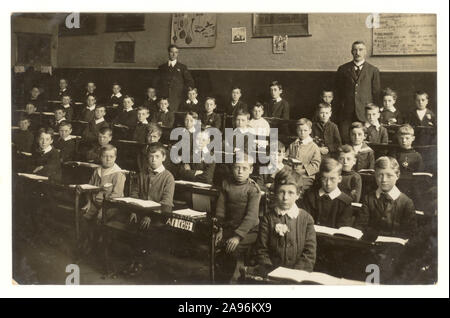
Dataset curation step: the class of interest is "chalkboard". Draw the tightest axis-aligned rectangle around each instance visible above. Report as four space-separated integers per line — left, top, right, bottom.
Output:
372 14 436 56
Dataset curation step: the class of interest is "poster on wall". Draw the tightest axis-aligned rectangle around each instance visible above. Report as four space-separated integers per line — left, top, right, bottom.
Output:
273 35 288 54
231 27 246 43
171 13 217 48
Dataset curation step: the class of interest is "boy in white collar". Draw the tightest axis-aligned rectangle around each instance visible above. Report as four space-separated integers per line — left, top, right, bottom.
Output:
248 102 270 148
31 127 62 182
302 158 354 229
225 86 248 119
151 97 174 128
180 87 201 113
200 97 221 130
361 156 416 238
86 127 113 163
52 106 68 131
287 118 321 191
133 106 150 144
254 169 316 274
380 88 403 125
143 87 158 114
110 83 124 108
349 122 375 171
61 94 74 122
364 104 388 144
406 90 436 127
82 105 110 144
113 95 138 129
80 95 97 122
54 122 76 163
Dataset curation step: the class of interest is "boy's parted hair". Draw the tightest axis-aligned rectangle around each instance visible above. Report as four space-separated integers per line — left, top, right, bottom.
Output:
414 90 429 99
185 111 199 120
252 102 265 110
365 103 380 112
382 87 398 101
146 123 162 137
59 121 72 129
147 142 167 157
101 144 117 156
99 126 113 136
397 124 415 136
270 81 283 90
123 95 135 103
338 144 357 157
86 94 96 102
137 106 150 113
235 109 251 120
321 88 334 96
317 102 332 110
38 127 55 140
168 44 179 52
274 168 302 195
95 104 106 111
375 156 401 176
187 87 198 94
231 86 242 94
319 157 343 176
205 97 216 104
295 118 312 128
350 121 367 134
54 105 67 113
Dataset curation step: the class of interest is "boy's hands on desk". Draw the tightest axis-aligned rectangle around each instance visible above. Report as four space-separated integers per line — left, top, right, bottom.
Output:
141 216 151 230
129 213 138 224
33 166 44 173
194 170 204 176
226 236 241 253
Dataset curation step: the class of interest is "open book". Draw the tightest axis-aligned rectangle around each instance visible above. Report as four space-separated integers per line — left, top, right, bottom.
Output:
66 161 101 169
17 173 49 181
412 172 433 178
314 225 364 240
175 180 212 188
68 184 101 190
375 236 409 246
358 169 375 173
112 197 161 208
268 267 365 285
285 158 302 165
173 208 207 219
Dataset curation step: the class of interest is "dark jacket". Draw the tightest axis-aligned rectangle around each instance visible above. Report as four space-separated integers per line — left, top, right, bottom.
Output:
31 147 62 182
266 99 290 120
200 112 222 130
225 100 248 118
311 121 342 153
151 110 175 128
53 137 76 163
82 119 110 144
405 109 436 127
366 125 389 144
113 109 138 129
389 148 424 174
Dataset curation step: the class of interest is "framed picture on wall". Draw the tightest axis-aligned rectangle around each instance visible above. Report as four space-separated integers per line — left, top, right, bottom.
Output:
252 14 310 38
171 13 217 48
114 41 135 63
231 27 246 43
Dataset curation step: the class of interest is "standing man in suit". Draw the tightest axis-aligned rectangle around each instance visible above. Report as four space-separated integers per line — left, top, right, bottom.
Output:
336 41 380 143
155 44 195 112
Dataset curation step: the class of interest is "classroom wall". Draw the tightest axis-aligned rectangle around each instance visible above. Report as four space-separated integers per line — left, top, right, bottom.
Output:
56 13 436 72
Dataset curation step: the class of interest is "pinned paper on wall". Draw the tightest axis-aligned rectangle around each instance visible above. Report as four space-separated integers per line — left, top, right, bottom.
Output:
40 65 52 75
171 13 216 48
14 65 25 73
273 35 288 54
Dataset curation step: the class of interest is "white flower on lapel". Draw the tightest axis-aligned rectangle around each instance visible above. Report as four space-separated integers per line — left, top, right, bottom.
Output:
275 223 290 237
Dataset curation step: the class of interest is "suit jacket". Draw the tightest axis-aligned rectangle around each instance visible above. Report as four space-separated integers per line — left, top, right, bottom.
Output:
389 148 424 174
80 107 95 122
266 99 290 120
406 109 436 127
380 109 403 125
225 100 248 117
31 147 62 182
311 121 342 153
354 142 375 171
114 109 138 129
336 61 381 122
53 137 76 162
178 160 216 185
82 119 110 144
255 208 316 272
366 125 389 144
179 100 201 114
151 110 175 128
143 98 159 115
200 112 222 130
156 62 194 112
133 122 149 144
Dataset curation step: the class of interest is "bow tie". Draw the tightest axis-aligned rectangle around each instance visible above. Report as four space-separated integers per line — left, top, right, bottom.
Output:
321 194 331 201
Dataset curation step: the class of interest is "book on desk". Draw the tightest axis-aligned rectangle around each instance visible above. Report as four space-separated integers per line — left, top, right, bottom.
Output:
268 267 365 285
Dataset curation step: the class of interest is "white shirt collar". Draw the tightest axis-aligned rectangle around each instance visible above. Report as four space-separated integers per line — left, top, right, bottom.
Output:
62 104 70 109
186 126 196 134
138 119 149 124
354 59 365 67
63 135 73 141
148 96 157 101
365 121 381 130
41 145 52 154
168 60 177 67
416 109 427 120
385 106 397 113
95 117 105 124
97 163 122 178
275 204 299 219
231 100 239 106
112 92 122 98
56 118 66 124
319 187 342 200
274 97 282 103
160 109 169 114
86 105 96 111
353 144 363 153
150 165 165 174
297 136 313 145
376 186 401 201
186 99 198 105
124 107 133 112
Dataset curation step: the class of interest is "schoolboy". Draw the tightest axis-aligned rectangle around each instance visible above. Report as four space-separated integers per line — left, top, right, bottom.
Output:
30 127 62 182
312 103 342 156
337 145 362 202
143 87 159 114
13 115 34 153
364 104 388 144
113 95 138 129
82 105 110 144
406 90 436 127
180 87 201 113
380 88 403 125
80 95 97 122
389 124 424 173
151 97 175 128
133 106 151 144
266 81 289 120
225 87 248 118
86 127 113 163
53 122 76 163
349 122 375 171
200 97 221 130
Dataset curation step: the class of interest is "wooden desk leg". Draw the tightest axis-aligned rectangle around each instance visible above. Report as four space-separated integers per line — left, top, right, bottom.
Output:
210 218 218 284
74 192 80 242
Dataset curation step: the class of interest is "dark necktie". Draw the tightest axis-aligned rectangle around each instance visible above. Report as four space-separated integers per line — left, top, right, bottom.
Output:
354 64 363 77
380 192 394 224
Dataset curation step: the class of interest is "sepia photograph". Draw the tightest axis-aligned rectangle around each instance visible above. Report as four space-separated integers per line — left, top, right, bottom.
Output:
4 1 448 298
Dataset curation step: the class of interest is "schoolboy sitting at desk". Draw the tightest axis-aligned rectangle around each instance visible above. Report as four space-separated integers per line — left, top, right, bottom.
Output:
53 122 76 163
302 158 354 229
179 87 201 113
312 102 342 157
113 95 138 129
13 115 34 153
82 105 109 145
199 97 221 130
151 97 175 128
225 86 248 120
380 88 403 125
133 106 150 144
287 118 321 191
86 127 113 163
215 152 261 282
337 145 362 203
51 106 68 132
349 122 375 171
389 124 424 174
109 83 124 109
364 103 388 144
27 86 44 111
405 90 436 127
143 87 158 114
61 94 74 122
80 95 97 122
254 169 316 274
30 127 62 182
361 157 416 238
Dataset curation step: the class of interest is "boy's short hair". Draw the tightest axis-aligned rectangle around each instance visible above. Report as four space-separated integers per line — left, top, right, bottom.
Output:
112 82 121 88
38 127 55 139
86 81 95 86
159 97 169 103
365 103 380 112
415 90 429 99
231 86 242 93
147 142 167 157
338 144 357 157
95 105 106 111
185 111 199 120
397 124 415 136
382 87 397 100
235 109 250 119
59 78 68 83
101 144 117 156
205 97 216 104
54 105 66 113
270 81 282 90
137 106 150 113
352 40 366 47
99 127 113 136
350 121 367 133
26 103 37 109
274 168 302 195
295 118 312 128
252 102 264 110
86 94 96 101
123 95 134 103
319 157 343 176
233 151 254 166
146 123 162 136
375 156 401 176
18 115 31 124
321 89 334 96
168 44 178 51
187 87 198 93
317 102 332 110
59 122 72 129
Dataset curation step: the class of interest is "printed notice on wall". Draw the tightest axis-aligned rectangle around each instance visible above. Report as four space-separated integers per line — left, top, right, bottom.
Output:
372 14 436 55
